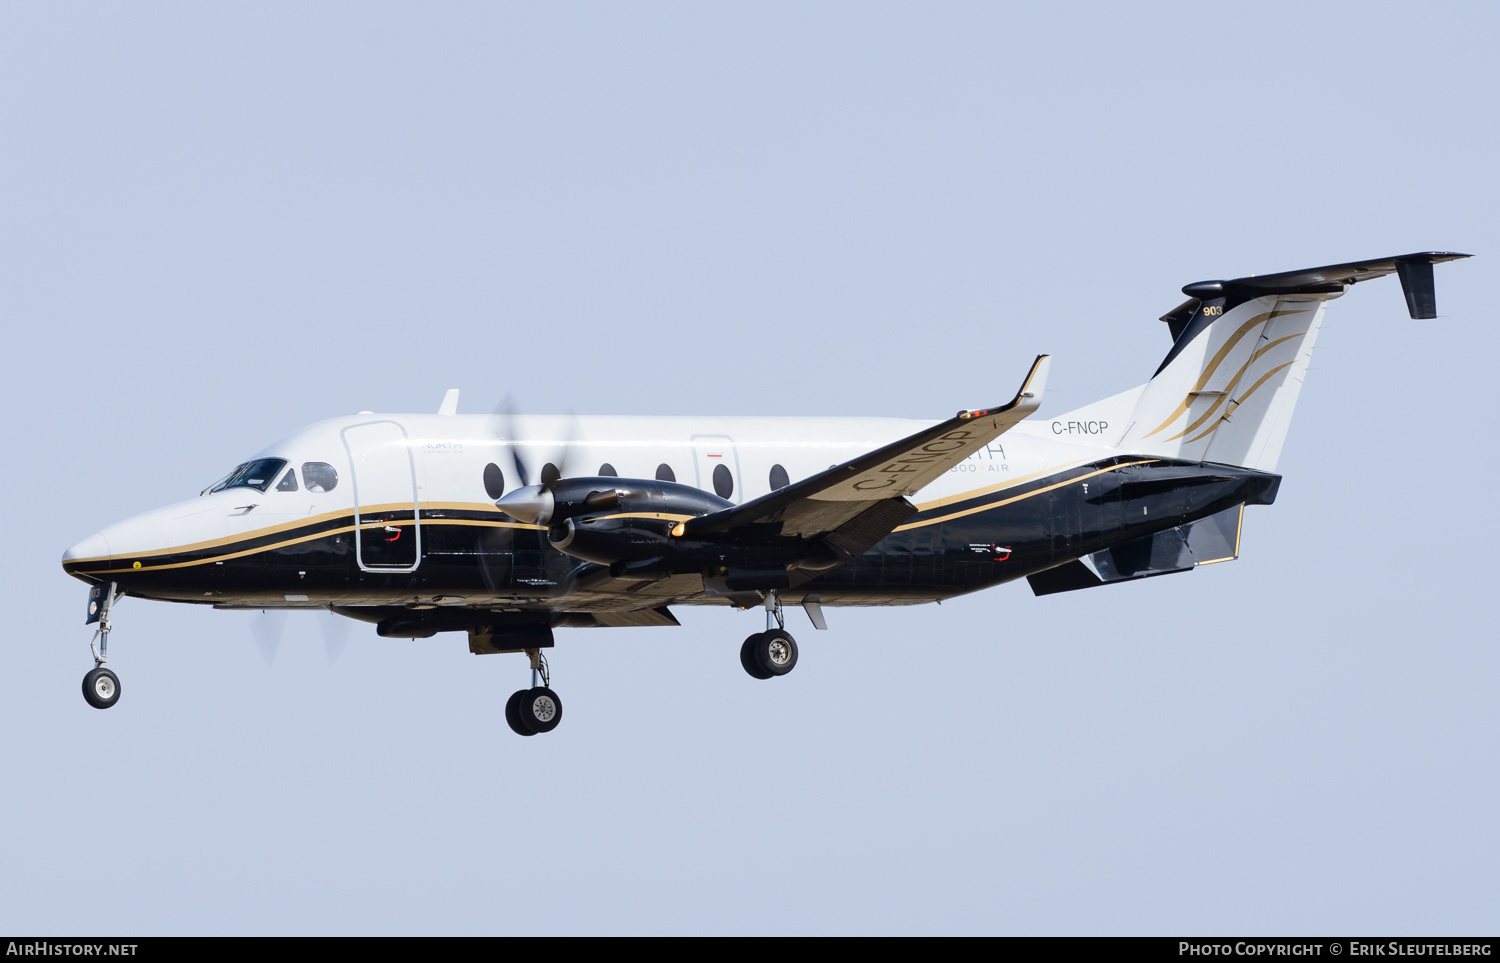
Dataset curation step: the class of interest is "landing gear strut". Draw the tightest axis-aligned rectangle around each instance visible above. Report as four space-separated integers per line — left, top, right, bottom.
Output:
506 647 563 736
82 582 123 710
740 590 798 680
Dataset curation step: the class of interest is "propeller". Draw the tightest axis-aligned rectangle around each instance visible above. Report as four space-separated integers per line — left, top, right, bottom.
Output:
486 396 611 601
250 608 355 666
489 395 582 525
319 610 351 664
251 609 287 666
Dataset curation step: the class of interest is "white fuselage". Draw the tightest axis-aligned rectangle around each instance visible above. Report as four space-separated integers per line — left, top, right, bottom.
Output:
63 408 1121 595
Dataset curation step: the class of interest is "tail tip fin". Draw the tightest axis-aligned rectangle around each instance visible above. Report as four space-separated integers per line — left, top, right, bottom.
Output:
1393 253 1461 319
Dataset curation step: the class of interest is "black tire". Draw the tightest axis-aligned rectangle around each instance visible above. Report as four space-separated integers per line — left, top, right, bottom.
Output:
519 686 563 733
753 630 798 677
740 634 773 680
82 666 121 710
505 689 536 736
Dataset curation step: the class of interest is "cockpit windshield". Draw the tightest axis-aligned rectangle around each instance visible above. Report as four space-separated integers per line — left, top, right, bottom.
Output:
207 459 289 494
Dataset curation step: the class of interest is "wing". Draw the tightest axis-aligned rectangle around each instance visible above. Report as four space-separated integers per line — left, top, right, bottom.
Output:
681 355 1050 560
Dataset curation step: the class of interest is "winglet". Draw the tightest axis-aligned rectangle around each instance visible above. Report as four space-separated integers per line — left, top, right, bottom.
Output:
1392 253 1463 319
438 389 460 416
958 354 1050 422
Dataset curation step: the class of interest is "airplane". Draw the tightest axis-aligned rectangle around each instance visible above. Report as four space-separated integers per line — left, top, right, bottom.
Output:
62 251 1468 735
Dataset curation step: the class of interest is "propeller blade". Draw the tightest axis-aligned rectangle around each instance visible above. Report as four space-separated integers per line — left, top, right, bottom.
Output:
252 610 287 666
319 610 351 665
488 397 583 498
490 395 530 491
543 409 581 486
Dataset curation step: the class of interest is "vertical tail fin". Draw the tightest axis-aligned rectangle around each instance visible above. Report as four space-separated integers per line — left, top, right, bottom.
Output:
1119 296 1324 471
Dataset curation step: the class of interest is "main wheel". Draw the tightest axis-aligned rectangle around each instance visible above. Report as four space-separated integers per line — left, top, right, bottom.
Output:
518 686 563 733
752 630 798 677
505 689 536 736
82 666 121 710
740 633 773 680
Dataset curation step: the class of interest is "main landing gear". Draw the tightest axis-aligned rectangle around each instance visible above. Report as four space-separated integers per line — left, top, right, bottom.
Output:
82 582 122 710
505 647 564 736
740 590 799 680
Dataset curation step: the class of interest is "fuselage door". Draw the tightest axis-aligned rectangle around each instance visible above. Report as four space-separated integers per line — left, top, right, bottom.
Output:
341 420 421 572
690 434 741 503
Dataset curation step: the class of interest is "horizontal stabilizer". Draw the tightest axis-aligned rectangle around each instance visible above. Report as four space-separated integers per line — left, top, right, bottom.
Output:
1176 251 1468 320
1027 505 1243 596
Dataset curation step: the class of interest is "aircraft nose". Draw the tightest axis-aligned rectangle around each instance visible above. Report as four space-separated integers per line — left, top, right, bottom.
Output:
62 531 111 566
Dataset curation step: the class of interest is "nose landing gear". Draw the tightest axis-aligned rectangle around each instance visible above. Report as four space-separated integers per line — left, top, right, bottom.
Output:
505 647 564 736
82 582 123 710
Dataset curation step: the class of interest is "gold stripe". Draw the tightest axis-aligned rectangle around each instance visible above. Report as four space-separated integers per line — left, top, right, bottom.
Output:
77 524 361 574
911 460 1088 512
63 500 450 565
1141 312 1272 438
1141 306 1309 439
893 460 1157 531
403 519 544 531
64 501 515 566
71 515 543 574
1159 334 1302 443
1182 361 1296 445
1195 505 1245 566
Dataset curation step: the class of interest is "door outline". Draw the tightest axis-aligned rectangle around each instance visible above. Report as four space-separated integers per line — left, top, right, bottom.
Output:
690 434 742 504
341 419 423 573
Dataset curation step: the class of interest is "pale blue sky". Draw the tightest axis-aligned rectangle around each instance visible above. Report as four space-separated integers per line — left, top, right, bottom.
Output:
3 2 1496 934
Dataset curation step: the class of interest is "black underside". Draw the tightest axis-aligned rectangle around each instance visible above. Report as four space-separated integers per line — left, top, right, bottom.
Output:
64 457 1281 631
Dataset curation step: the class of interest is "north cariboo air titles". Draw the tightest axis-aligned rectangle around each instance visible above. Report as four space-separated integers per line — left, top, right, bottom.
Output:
949 443 1009 474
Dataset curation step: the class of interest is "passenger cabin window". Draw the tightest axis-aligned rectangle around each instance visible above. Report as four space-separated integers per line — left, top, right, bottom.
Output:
713 464 734 499
302 462 339 493
656 464 675 483
598 463 617 477
540 463 560 485
210 459 288 494
483 463 505 499
276 468 298 492
769 464 790 491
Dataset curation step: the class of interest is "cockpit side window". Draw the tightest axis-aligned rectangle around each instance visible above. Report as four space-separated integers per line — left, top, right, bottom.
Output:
302 462 339 493
209 458 289 494
276 468 298 492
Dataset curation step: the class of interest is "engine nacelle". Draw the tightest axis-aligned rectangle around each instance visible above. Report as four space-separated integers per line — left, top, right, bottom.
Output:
549 512 679 565
496 476 732 528
538 477 730 566
499 476 840 579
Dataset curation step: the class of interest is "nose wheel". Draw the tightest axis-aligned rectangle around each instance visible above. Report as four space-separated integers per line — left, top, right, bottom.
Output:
83 666 121 709
505 647 564 736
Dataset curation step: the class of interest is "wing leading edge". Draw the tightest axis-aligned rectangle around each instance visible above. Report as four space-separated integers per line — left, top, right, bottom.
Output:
682 355 1051 549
